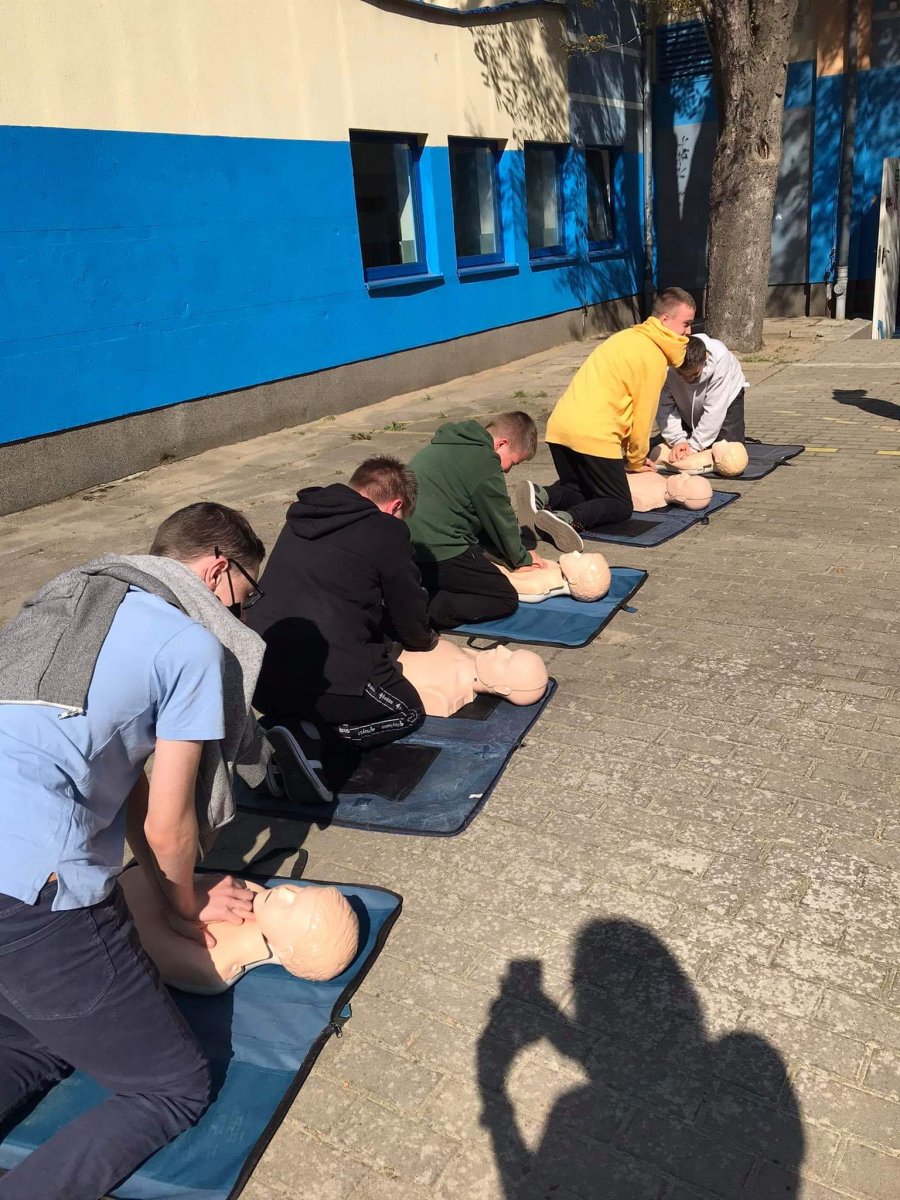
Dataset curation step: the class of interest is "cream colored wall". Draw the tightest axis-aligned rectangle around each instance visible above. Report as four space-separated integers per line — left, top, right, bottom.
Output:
0 0 569 145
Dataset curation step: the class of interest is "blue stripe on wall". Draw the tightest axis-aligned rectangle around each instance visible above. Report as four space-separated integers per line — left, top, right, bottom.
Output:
852 66 900 282
785 60 815 110
0 126 643 446
808 72 844 285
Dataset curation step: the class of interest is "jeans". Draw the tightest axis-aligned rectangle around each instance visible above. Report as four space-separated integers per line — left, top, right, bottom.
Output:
0 881 209 1200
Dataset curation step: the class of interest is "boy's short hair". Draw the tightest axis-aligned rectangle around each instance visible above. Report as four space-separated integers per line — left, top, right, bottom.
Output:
149 502 266 566
679 336 709 375
485 411 538 461
652 287 697 316
349 456 418 515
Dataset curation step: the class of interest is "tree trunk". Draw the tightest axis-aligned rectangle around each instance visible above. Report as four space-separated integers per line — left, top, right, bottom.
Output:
700 0 801 351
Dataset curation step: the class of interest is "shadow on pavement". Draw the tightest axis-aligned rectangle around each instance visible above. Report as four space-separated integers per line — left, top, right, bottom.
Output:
478 918 804 1198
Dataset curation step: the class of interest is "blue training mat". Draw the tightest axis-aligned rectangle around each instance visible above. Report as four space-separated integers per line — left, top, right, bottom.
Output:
661 443 805 482
237 681 557 836
582 489 740 547
452 566 647 647
0 874 402 1200
735 442 804 479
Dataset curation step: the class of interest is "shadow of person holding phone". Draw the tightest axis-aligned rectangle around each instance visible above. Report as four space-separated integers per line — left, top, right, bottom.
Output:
477 919 804 1198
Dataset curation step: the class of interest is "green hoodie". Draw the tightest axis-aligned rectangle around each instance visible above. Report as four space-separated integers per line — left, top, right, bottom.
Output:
405 421 529 568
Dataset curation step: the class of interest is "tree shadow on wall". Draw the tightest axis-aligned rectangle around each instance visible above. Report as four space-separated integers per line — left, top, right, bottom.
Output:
478 919 805 1198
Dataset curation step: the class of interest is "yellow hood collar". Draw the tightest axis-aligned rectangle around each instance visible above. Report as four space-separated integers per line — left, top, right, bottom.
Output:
635 316 689 367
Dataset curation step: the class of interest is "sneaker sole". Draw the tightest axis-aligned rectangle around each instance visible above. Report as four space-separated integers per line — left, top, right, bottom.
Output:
266 725 335 804
534 510 585 553
513 479 538 534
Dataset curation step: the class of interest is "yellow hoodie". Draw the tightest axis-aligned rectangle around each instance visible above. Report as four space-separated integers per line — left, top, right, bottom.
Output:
546 317 688 470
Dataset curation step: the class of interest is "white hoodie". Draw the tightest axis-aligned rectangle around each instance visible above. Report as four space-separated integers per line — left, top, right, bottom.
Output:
658 333 747 451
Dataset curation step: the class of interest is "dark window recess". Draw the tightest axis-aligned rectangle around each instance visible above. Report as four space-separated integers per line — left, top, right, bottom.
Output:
585 147 614 247
350 135 425 278
524 142 566 257
449 139 503 265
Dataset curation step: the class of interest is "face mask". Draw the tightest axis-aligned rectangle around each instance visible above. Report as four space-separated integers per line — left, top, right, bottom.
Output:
227 601 242 619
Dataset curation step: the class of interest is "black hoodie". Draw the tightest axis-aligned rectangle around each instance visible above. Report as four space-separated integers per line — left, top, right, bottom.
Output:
248 485 434 711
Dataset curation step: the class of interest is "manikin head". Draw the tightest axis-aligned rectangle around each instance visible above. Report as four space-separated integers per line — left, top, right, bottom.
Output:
711 441 749 478
665 474 713 511
473 645 548 706
557 551 612 602
253 884 359 982
350 455 418 520
484 411 538 472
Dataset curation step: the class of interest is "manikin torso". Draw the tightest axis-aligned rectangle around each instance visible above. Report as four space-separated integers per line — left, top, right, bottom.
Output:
627 471 712 512
652 440 748 478
120 868 359 994
397 638 548 718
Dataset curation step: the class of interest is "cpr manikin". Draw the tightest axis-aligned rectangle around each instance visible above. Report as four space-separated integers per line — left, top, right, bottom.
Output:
397 638 548 718
120 868 360 994
652 440 749 478
628 471 713 512
495 551 612 603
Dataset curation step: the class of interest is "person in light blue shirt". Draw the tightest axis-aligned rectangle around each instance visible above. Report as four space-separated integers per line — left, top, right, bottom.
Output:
0 502 266 1200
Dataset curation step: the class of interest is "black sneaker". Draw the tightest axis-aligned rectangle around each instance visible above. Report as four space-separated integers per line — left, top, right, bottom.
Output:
266 725 335 805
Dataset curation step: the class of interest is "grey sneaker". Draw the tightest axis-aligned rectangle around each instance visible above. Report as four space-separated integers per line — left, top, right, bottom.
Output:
513 479 537 533
534 507 585 553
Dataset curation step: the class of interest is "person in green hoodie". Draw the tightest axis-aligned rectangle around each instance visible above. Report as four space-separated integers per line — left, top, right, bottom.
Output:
406 413 547 629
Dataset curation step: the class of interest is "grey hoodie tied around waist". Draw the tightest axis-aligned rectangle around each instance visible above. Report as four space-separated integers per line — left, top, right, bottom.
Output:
0 554 270 851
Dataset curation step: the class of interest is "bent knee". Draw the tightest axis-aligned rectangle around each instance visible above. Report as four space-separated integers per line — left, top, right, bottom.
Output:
162 1061 211 1132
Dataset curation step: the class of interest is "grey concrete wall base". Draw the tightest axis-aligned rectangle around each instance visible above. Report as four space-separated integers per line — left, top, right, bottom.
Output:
2 297 639 515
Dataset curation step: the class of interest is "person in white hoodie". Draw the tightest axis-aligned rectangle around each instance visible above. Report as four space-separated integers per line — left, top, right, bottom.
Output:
657 334 747 462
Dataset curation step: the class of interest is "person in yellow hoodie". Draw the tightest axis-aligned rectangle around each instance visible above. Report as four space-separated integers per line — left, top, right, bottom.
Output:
515 289 693 546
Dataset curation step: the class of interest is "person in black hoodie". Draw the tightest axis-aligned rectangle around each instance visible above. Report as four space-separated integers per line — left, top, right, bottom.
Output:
247 457 436 750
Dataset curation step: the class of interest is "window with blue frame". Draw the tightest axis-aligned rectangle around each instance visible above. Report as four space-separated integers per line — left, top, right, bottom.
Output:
448 138 503 267
350 132 427 280
585 146 616 250
524 142 567 259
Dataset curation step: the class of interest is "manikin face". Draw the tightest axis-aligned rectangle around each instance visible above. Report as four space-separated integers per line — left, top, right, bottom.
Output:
659 303 695 337
254 884 359 982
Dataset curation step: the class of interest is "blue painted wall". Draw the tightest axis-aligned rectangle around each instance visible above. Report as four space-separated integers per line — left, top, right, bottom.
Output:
653 17 900 306
0 125 643 447
851 66 900 285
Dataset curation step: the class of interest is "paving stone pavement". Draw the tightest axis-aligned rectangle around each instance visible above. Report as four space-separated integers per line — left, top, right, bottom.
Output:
1 326 899 1199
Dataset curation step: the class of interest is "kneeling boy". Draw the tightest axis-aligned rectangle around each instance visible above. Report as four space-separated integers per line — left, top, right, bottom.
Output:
658 333 747 461
405 412 546 629
249 457 436 749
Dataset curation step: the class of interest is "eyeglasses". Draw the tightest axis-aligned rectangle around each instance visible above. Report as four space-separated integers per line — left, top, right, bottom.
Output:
214 546 264 615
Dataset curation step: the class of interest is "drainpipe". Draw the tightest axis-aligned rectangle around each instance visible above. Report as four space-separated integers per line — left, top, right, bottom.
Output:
833 0 859 320
641 0 655 318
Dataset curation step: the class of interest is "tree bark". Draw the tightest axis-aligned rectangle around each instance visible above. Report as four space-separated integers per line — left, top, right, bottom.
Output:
699 0 801 351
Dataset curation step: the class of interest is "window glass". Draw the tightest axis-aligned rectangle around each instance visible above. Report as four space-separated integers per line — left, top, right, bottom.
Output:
350 136 422 274
449 140 501 262
525 144 564 255
586 147 614 246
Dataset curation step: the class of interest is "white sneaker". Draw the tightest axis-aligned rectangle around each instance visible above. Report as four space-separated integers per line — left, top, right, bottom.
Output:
513 479 539 534
534 509 584 553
